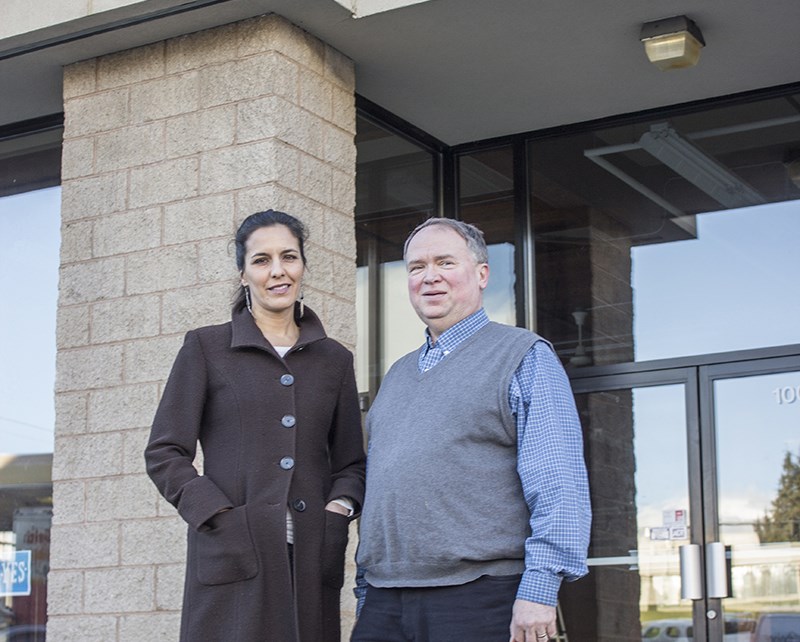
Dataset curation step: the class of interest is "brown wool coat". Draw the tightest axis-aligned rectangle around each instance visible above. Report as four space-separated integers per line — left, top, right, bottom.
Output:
145 303 366 642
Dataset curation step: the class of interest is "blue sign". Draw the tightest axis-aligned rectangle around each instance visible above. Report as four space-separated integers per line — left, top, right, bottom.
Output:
1 550 31 596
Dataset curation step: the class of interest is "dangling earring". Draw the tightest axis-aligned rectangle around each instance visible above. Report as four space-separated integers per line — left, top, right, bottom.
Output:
298 288 305 319
244 285 254 317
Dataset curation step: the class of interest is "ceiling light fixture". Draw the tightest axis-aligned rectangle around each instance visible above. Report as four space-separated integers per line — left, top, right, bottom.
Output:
640 15 705 70
638 123 765 209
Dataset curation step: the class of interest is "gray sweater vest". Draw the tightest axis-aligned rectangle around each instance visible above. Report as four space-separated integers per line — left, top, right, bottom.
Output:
357 322 542 588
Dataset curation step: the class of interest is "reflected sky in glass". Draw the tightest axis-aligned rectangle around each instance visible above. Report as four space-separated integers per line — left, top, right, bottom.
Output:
633 200 800 361
633 385 689 532
0 187 60 454
715 370 800 524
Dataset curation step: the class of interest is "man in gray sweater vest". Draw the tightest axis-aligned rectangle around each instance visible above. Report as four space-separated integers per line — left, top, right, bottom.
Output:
352 219 591 642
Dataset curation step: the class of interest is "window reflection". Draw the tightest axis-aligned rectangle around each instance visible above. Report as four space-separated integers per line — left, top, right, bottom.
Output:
0 188 60 639
715 371 800 624
458 147 517 327
0 458 52 636
562 385 689 640
0 188 60 455
0 130 60 638
378 259 424 372
355 115 436 398
632 202 800 361
529 94 800 366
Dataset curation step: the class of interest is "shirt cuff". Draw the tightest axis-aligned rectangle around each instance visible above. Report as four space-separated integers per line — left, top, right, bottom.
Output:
330 497 355 517
516 569 563 607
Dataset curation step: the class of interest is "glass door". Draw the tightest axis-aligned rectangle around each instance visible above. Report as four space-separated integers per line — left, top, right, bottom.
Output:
563 353 800 642
700 355 800 641
563 368 702 641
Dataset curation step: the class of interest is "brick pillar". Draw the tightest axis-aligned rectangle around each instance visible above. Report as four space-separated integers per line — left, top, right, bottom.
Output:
49 14 357 641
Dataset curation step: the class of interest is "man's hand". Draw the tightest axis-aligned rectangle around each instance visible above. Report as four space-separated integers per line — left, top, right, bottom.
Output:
509 599 556 642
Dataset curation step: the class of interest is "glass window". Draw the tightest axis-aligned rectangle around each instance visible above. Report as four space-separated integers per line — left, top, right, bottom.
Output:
562 383 690 640
0 129 61 197
457 147 517 327
1 187 60 454
529 94 800 366
355 114 437 399
714 370 800 625
0 125 61 639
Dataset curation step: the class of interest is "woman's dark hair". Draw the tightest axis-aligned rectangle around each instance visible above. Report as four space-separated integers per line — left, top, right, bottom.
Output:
233 210 308 309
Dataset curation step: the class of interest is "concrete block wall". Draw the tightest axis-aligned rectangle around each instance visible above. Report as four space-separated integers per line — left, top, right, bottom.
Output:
50 13 358 640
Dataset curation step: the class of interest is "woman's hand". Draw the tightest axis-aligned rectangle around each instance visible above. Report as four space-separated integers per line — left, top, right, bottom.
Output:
198 507 232 532
324 500 350 516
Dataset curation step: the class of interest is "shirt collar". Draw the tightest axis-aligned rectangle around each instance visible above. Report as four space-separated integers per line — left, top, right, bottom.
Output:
424 308 489 355
230 301 327 352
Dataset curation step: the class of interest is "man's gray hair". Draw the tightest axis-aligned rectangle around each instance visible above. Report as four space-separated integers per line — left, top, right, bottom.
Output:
403 218 489 264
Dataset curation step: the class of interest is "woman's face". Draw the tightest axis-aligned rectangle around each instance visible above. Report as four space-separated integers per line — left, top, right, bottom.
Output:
240 224 305 317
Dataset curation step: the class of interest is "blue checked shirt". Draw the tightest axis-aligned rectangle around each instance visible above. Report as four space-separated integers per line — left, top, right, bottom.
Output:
418 309 590 605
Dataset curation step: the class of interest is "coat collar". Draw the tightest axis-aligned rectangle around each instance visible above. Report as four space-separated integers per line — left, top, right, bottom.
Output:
230 301 327 353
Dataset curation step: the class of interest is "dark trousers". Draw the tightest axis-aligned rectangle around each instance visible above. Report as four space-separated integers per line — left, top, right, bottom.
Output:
350 574 521 642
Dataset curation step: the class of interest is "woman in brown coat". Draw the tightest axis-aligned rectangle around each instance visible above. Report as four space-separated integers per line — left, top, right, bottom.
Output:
145 210 366 642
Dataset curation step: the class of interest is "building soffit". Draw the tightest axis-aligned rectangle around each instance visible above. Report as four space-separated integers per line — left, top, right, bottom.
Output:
331 0 433 19
0 0 799 145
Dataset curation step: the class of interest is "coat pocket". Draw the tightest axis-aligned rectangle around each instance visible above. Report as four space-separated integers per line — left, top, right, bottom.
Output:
194 505 259 586
320 510 350 588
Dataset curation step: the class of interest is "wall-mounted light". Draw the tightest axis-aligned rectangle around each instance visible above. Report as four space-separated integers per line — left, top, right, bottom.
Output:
640 15 705 70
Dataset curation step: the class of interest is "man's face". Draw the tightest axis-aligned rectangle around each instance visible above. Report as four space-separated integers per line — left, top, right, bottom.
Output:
405 225 489 341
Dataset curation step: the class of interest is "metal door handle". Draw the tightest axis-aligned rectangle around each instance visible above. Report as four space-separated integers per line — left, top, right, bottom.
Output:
705 542 729 598
679 544 703 600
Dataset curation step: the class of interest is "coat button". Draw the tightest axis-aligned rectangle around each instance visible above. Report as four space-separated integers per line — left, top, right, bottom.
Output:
280 374 294 386
281 414 296 428
292 499 306 512
280 457 295 470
